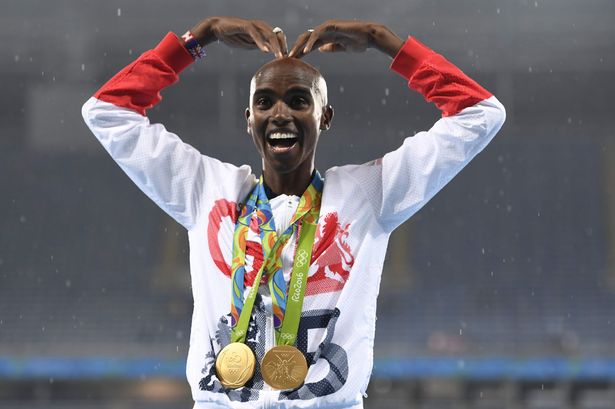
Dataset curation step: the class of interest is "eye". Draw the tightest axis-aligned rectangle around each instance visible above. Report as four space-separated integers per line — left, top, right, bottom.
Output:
290 96 309 109
254 96 271 109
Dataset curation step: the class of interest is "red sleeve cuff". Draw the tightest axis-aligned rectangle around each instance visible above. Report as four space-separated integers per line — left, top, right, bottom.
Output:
390 36 436 80
154 32 195 74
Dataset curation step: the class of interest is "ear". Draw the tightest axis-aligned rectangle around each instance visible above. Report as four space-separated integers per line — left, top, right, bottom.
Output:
320 105 334 131
245 108 251 134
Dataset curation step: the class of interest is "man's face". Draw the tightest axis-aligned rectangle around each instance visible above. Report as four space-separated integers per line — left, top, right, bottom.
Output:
246 58 333 177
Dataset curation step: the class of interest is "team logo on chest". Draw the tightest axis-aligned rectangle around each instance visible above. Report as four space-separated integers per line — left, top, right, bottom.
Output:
207 199 354 295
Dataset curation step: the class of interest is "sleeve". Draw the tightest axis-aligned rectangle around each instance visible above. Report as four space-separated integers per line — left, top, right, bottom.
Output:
81 32 253 230
374 36 506 232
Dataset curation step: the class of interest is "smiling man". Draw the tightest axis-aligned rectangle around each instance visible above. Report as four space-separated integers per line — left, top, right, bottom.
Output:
247 58 333 195
82 16 505 409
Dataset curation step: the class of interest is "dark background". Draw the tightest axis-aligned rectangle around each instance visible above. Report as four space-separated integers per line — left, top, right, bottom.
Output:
1 0 614 407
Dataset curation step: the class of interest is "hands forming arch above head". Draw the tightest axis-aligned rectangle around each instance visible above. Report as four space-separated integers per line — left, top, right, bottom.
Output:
190 17 403 60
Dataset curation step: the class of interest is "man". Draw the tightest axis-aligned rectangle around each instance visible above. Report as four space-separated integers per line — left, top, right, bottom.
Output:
82 16 505 409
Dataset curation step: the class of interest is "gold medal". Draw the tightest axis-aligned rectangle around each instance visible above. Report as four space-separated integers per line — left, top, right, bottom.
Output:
215 342 256 389
261 345 308 390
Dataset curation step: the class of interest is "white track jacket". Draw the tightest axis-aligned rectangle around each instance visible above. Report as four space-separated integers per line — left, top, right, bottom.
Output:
82 32 506 408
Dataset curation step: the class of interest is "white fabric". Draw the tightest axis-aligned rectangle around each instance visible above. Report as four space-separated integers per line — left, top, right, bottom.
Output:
269 194 300 237
82 95 505 408
269 194 301 284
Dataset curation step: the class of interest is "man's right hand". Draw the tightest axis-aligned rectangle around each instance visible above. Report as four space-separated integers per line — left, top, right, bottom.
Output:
191 17 287 59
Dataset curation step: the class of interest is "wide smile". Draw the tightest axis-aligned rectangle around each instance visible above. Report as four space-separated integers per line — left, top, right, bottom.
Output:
266 131 299 154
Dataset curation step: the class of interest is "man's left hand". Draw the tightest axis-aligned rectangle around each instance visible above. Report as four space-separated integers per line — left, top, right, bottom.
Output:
289 20 403 59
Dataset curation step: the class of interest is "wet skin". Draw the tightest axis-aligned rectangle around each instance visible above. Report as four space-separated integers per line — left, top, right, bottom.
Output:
245 58 334 197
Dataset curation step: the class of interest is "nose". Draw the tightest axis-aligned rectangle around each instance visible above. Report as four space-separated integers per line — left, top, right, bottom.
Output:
271 100 292 125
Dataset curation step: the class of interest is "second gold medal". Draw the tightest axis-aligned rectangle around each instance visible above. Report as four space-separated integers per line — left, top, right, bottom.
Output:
261 345 308 390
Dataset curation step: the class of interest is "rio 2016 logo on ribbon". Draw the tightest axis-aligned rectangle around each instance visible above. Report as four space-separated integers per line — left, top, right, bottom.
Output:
291 249 309 302
295 249 308 268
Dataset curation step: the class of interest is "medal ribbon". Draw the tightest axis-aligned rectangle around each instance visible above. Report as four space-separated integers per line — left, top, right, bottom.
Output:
274 219 317 346
230 172 322 344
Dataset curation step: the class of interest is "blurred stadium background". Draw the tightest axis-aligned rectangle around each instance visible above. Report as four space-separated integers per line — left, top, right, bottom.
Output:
1 0 615 407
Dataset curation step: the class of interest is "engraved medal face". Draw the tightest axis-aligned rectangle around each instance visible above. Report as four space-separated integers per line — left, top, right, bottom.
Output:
215 342 256 389
261 345 308 390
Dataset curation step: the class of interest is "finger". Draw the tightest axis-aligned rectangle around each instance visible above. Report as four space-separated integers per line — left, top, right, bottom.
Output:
301 37 327 58
252 21 282 57
273 27 288 58
289 31 312 58
247 26 270 53
318 43 347 52
262 27 283 58
225 33 261 49
302 29 321 56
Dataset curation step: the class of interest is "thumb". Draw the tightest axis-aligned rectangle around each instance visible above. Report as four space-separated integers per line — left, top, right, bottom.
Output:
318 43 346 52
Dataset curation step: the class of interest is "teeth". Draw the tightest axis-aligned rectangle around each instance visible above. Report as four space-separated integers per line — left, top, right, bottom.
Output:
268 132 297 140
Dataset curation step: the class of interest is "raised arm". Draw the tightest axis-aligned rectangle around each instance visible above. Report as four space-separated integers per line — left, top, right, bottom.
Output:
290 20 506 231
81 17 287 229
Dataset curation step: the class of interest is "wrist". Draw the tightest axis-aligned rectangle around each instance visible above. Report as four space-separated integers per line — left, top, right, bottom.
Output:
181 31 206 60
191 17 218 46
371 24 403 58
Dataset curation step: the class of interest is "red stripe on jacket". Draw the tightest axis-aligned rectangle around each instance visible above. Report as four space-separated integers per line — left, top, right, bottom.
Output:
93 32 193 116
390 37 492 117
